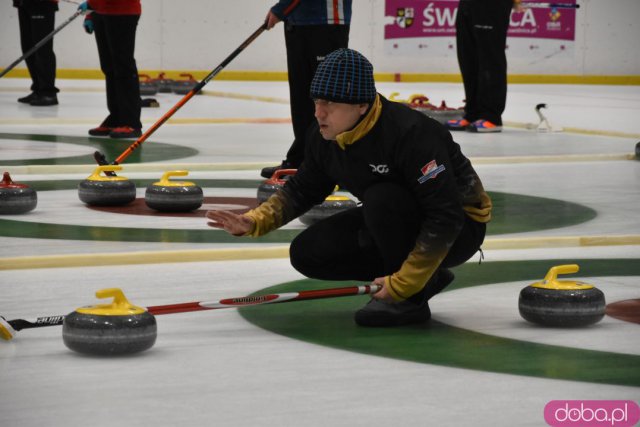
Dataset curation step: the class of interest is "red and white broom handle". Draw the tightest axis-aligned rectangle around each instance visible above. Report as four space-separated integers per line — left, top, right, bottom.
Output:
1 284 382 336
146 284 381 315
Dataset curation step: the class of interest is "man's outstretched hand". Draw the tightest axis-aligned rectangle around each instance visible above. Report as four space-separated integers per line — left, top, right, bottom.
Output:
206 210 254 236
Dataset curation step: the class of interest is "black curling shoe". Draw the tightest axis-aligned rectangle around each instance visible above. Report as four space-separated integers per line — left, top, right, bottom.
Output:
29 95 58 106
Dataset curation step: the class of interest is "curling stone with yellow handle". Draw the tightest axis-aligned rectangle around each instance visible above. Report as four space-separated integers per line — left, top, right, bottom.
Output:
299 187 357 226
145 170 203 212
78 165 136 206
63 288 157 356
0 172 37 214
518 264 606 327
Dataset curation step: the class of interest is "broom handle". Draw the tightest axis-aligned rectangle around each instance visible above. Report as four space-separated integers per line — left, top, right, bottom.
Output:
2 284 381 334
0 10 84 79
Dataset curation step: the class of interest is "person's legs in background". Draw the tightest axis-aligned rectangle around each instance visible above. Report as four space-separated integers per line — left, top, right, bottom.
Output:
260 24 349 178
106 14 141 138
89 14 141 138
448 0 478 130
88 13 116 135
466 0 512 132
17 2 58 106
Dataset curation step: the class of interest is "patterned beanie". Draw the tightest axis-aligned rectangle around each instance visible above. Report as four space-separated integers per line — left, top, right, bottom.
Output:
310 48 376 104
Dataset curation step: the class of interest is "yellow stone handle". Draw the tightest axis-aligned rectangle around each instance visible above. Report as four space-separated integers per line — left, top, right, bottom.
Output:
87 165 128 181
388 92 400 101
325 186 352 201
90 165 122 178
154 170 195 187
160 170 188 181
531 264 593 290
544 264 579 282
76 288 146 315
95 288 132 308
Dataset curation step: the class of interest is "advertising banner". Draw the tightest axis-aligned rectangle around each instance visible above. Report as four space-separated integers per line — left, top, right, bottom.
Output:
384 0 577 60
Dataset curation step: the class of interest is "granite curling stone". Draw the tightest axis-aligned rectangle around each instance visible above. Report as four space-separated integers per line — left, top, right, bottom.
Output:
518 264 605 327
145 170 203 212
420 100 465 124
257 168 296 204
63 288 157 356
0 172 37 214
138 74 159 95
171 73 200 95
299 191 357 226
154 72 174 93
78 165 136 206
388 92 464 124
406 94 464 124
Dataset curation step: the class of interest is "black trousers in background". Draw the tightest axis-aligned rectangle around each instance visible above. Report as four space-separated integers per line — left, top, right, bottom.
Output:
290 183 486 299
92 13 142 129
456 0 512 125
17 2 58 96
283 24 349 166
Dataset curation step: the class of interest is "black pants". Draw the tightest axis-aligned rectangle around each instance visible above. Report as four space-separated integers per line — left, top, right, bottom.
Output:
17 2 58 96
456 0 512 125
93 13 141 129
284 24 349 166
290 183 486 298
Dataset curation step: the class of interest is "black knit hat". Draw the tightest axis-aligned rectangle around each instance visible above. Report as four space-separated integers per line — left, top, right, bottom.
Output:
310 48 376 104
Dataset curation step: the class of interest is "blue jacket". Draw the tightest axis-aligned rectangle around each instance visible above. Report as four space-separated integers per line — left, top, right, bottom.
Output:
271 0 352 25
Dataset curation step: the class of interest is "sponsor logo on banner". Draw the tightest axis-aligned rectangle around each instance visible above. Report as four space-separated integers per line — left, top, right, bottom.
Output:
396 7 415 28
384 0 576 57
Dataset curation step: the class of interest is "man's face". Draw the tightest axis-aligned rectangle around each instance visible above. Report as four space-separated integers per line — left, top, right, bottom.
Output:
314 99 369 140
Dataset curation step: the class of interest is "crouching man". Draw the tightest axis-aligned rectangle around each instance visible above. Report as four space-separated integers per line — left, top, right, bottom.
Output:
207 48 491 327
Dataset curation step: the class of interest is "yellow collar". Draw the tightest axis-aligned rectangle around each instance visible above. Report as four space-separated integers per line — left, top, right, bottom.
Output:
335 94 382 150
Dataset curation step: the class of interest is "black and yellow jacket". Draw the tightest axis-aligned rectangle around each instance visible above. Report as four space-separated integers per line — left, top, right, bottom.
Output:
244 94 491 300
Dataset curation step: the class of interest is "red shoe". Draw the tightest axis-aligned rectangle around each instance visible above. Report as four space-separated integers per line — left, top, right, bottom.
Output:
109 126 142 139
88 125 113 136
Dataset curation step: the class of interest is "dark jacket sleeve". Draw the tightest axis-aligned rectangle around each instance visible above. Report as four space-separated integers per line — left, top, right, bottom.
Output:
447 135 492 223
385 119 466 300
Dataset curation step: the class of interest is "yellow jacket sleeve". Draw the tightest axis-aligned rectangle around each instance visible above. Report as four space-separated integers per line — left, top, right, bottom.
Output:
242 191 290 237
385 242 446 301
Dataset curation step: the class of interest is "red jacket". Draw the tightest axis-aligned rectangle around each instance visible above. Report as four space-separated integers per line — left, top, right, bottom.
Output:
88 0 141 15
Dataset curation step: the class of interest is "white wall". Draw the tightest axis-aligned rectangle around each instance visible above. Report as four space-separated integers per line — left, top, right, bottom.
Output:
1 0 638 77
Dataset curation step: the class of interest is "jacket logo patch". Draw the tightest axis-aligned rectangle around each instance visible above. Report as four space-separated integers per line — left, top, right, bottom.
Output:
417 160 445 184
369 164 389 174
